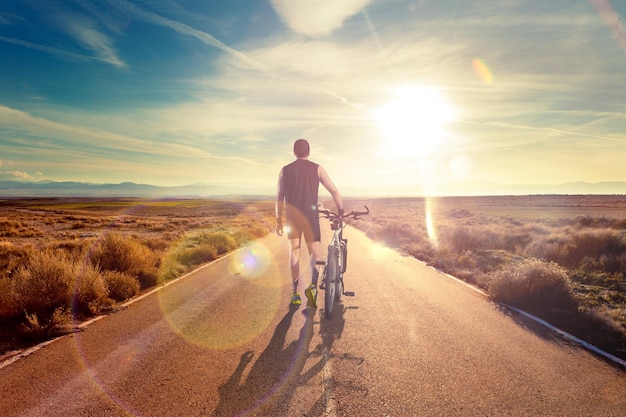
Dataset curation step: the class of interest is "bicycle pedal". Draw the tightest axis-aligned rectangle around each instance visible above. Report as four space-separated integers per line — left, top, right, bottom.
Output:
315 261 326 265
344 291 355 297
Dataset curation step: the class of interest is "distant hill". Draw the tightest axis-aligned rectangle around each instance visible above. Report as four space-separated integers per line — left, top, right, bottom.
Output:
0 180 624 198
0 180 265 198
341 181 626 197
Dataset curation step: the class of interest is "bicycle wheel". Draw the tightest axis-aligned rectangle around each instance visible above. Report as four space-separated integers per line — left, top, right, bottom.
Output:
324 246 338 318
335 241 346 301
335 277 343 302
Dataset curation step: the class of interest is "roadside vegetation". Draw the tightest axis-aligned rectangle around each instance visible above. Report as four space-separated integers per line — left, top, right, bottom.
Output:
345 196 626 360
0 198 273 352
3 195 625 362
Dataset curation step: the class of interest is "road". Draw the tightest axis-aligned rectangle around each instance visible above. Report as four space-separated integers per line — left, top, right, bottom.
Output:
1 223 625 416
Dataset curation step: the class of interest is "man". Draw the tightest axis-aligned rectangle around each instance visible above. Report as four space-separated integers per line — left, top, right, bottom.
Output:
275 139 344 307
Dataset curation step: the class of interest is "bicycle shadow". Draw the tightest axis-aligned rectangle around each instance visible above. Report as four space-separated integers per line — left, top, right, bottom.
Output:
302 303 367 416
212 305 315 416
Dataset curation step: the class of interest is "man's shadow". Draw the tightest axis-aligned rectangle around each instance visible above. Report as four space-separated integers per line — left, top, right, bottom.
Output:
213 305 317 416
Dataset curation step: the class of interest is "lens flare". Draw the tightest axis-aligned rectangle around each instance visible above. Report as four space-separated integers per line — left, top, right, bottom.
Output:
425 198 439 250
228 241 272 279
472 58 493 85
590 0 626 55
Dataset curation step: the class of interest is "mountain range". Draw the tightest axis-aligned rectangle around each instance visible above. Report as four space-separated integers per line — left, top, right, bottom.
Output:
0 180 624 198
0 180 264 198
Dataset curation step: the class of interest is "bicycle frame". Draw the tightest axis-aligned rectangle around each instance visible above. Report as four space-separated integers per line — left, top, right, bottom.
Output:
318 206 369 318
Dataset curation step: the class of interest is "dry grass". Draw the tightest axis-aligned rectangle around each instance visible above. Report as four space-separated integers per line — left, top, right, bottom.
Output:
0 197 274 350
344 195 626 359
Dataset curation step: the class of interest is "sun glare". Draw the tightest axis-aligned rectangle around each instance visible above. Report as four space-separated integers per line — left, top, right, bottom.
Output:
375 85 455 158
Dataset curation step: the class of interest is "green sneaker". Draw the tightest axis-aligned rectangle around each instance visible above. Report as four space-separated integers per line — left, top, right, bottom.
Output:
291 293 301 305
305 285 317 308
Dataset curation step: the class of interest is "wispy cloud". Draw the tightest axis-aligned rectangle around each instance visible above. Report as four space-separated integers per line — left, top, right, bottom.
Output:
61 17 127 68
0 170 33 180
0 36 122 66
105 0 267 73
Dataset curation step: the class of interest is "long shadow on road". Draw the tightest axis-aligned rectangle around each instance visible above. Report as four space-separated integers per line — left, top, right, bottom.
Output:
213 305 316 416
213 301 352 416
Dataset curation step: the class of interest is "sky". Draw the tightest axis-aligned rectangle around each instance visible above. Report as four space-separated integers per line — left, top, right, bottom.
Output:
1 0 625 196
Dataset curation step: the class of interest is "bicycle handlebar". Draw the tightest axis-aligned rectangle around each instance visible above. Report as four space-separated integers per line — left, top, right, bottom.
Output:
318 205 369 221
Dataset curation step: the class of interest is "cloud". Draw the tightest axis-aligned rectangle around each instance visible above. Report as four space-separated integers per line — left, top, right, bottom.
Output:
106 0 267 73
271 0 373 36
0 170 32 179
0 36 123 66
0 106 211 161
62 17 127 68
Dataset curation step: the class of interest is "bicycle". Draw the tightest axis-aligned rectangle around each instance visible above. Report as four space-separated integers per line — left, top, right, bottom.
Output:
317 206 369 318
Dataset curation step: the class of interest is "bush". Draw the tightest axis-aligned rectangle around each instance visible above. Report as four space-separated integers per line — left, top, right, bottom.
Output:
195 232 237 255
232 225 268 245
72 263 108 316
0 276 18 319
103 271 140 301
0 242 31 279
12 249 75 321
176 245 217 267
488 258 576 311
90 233 159 288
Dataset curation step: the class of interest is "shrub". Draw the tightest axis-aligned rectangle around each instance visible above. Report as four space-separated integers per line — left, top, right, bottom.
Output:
103 271 140 301
195 232 237 255
90 233 159 288
0 277 18 319
445 226 484 252
12 249 75 320
51 239 92 259
370 222 421 248
232 225 268 245
0 242 31 279
72 263 108 317
176 245 217 267
158 257 186 282
140 237 171 251
488 258 576 311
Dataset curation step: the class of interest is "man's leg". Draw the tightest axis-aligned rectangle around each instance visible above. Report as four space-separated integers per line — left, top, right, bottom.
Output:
306 240 321 287
304 240 321 307
289 237 301 293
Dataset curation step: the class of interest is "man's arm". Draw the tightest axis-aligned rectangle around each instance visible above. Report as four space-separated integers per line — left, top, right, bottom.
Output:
318 165 344 215
275 168 285 236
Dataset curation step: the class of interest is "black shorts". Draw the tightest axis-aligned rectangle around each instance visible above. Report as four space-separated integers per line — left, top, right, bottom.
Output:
286 210 321 242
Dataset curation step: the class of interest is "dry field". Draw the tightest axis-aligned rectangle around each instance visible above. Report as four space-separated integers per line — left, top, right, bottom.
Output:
341 195 626 360
0 197 275 354
2 195 626 362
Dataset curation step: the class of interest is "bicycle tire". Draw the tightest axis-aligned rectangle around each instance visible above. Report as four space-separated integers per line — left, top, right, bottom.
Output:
335 241 346 301
335 277 343 302
325 246 338 318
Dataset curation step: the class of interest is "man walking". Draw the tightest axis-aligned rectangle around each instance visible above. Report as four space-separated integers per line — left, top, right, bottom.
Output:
275 139 344 307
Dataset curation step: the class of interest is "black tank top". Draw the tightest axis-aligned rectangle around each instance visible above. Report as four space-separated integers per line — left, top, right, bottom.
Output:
282 159 319 219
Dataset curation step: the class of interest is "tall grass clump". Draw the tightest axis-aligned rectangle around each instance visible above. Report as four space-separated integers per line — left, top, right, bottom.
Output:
0 242 31 279
0 276 18 319
194 231 237 255
103 271 140 301
176 245 218 267
73 262 109 317
11 249 76 323
90 233 159 288
488 258 576 312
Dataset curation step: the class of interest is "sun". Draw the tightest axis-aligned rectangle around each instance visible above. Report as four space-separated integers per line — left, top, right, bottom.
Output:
374 85 455 158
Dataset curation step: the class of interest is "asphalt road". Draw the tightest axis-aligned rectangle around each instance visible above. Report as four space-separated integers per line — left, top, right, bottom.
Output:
1 224 625 416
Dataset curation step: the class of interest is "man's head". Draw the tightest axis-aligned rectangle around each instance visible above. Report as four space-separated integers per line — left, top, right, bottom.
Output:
293 138 310 158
